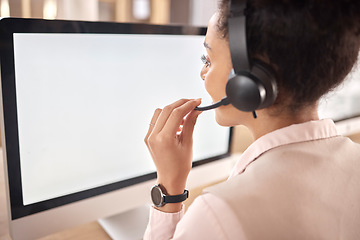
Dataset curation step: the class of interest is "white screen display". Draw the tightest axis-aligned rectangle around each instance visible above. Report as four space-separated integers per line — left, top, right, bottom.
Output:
13 33 230 205
318 59 360 121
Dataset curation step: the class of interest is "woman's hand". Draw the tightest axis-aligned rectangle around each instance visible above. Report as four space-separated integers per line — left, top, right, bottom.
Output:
144 99 202 211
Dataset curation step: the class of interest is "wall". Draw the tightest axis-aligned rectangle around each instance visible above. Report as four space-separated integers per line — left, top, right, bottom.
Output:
190 0 217 26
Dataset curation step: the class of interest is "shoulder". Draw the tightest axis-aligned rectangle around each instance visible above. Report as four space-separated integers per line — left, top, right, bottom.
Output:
203 136 360 239
257 135 360 170
205 135 360 211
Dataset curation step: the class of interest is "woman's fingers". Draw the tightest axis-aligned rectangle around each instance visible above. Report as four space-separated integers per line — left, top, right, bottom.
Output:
144 108 162 147
161 99 201 136
145 98 201 151
152 99 190 134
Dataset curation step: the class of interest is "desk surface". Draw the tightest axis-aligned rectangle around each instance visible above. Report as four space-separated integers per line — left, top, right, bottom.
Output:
38 222 111 240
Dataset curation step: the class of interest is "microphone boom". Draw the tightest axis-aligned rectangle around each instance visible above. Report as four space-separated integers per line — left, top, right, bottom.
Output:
194 97 231 111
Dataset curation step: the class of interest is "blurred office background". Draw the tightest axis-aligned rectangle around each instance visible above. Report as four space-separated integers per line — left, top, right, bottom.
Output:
0 0 217 26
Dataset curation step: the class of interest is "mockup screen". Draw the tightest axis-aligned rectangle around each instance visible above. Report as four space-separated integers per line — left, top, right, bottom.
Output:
13 33 230 205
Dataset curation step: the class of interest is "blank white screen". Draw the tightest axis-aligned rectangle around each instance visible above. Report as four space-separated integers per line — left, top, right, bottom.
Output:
13 33 230 205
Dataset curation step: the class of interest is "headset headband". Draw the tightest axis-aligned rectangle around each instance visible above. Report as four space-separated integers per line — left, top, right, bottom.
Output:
228 0 249 73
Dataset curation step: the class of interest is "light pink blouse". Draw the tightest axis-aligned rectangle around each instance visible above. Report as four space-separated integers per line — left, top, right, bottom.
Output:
143 119 339 240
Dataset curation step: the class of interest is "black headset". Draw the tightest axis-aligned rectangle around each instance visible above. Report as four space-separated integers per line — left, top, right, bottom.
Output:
195 0 278 118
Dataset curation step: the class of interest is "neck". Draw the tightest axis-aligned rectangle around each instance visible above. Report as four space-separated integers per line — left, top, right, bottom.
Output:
247 106 320 140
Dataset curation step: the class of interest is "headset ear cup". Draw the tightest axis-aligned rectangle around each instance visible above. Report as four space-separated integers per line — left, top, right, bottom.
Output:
226 0 278 113
226 73 264 112
251 61 278 109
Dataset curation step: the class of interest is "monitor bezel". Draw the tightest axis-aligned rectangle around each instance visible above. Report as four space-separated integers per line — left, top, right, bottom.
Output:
0 18 232 220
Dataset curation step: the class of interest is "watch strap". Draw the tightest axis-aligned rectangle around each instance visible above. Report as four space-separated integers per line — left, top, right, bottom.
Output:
163 189 189 203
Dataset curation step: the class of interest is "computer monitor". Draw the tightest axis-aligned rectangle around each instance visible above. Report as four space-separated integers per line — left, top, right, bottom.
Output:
0 18 233 239
318 56 360 136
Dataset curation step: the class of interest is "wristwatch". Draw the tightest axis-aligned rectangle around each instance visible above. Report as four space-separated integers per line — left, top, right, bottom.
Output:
151 184 189 207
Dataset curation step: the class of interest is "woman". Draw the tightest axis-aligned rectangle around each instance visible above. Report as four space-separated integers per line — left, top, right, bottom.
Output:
144 0 360 239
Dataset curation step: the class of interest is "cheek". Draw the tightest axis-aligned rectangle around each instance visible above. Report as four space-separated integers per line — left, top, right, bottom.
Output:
204 69 228 101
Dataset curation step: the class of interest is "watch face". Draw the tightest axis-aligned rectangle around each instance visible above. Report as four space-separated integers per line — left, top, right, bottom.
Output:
151 186 163 207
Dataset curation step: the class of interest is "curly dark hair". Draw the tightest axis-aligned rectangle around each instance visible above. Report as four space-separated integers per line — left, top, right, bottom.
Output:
217 0 360 114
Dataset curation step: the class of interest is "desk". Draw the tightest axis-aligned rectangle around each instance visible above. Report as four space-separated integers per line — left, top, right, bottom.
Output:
38 222 111 240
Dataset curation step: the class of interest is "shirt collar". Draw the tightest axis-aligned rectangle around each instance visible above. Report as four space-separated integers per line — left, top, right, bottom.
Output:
229 119 339 178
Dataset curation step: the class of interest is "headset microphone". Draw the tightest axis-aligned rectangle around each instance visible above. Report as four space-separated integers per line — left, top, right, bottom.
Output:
194 96 257 118
194 97 231 111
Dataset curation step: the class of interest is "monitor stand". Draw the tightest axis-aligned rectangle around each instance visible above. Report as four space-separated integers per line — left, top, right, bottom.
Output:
98 204 150 240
